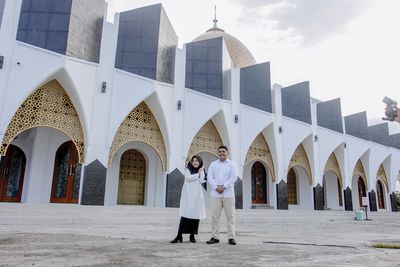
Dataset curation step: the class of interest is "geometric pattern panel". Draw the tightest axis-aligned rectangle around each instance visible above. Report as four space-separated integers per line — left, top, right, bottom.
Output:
108 102 167 171
352 160 368 190
324 153 342 188
118 149 146 205
377 164 389 192
187 120 223 161
0 80 85 163
287 168 297 205
288 144 312 185
245 133 275 182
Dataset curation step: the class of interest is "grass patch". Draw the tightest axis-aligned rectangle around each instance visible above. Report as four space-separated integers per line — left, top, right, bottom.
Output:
372 243 400 249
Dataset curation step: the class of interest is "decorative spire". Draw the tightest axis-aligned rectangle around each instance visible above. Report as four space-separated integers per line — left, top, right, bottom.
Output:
206 5 224 32
213 5 218 28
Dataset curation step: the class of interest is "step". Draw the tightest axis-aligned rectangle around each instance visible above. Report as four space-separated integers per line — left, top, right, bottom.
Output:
251 204 274 209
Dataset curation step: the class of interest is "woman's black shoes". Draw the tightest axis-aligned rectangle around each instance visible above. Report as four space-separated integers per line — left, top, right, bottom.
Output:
170 235 197 243
170 236 183 243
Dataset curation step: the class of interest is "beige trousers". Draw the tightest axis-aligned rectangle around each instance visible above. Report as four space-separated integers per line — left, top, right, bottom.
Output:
210 196 235 239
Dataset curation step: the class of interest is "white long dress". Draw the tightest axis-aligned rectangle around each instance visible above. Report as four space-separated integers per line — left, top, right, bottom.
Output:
179 168 206 220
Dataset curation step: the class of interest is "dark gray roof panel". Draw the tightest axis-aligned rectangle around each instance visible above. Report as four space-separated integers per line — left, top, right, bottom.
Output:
368 123 391 146
116 4 177 84
17 0 104 63
185 37 224 98
0 0 6 29
240 62 272 113
316 98 343 133
390 133 400 149
344 111 368 140
281 81 312 124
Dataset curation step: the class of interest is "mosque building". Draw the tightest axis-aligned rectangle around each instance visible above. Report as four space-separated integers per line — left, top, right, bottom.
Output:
0 0 399 212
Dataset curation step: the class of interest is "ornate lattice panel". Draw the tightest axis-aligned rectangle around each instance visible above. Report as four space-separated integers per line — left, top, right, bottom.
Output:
0 80 85 163
187 120 223 161
108 102 167 171
287 168 297 205
377 164 388 192
118 149 146 205
288 144 312 185
245 134 275 182
324 153 343 188
352 160 368 190
337 178 343 206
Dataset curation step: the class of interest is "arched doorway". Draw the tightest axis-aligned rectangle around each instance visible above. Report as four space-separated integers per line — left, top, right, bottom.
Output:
323 171 343 210
357 177 366 207
251 161 267 204
50 141 81 203
287 168 297 205
117 149 146 205
0 145 26 202
376 180 385 209
323 153 343 210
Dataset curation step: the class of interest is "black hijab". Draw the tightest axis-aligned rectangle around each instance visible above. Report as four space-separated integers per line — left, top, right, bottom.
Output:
187 155 204 174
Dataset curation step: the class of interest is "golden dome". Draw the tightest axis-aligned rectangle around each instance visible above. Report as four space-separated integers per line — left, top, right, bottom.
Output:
193 23 257 68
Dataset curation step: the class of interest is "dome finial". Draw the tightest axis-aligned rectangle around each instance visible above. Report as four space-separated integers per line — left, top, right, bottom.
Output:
213 5 218 28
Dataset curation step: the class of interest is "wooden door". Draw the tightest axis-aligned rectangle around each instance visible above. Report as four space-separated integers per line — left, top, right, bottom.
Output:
50 141 81 203
0 145 26 202
251 161 267 204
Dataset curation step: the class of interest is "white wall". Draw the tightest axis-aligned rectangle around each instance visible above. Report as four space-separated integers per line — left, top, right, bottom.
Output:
197 151 217 209
281 117 313 183
13 127 70 203
316 127 344 185
289 166 313 210
344 136 370 189
1 0 400 211
324 171 342 210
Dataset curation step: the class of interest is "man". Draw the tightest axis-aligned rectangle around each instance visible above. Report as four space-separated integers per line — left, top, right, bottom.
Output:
206 145 238 245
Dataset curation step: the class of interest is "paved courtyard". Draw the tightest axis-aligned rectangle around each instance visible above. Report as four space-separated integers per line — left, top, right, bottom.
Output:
0 203 399 266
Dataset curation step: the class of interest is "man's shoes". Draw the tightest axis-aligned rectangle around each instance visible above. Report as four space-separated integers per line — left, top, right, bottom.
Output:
228 238 237 245
206 237 219 244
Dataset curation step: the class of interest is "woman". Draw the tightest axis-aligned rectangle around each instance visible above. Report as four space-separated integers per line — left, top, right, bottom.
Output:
171 155 206 243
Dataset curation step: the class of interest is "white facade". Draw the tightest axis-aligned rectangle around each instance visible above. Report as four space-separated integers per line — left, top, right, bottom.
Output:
0 0 398 212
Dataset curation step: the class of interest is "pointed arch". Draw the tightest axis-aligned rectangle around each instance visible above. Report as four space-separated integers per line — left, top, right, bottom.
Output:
324 153 342 189
245 134 275 182
288 144 312 185
108 102 167 171
187 120 223 161
352 160 368 190
0 80 85 163
376 164 389 193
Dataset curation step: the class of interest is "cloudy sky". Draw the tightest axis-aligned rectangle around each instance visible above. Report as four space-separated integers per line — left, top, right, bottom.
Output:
106 0 400 132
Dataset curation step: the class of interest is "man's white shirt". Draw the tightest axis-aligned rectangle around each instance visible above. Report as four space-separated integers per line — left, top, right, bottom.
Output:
207 159 238 198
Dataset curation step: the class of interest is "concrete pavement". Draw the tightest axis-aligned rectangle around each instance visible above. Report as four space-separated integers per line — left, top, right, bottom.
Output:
0 203 399 266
